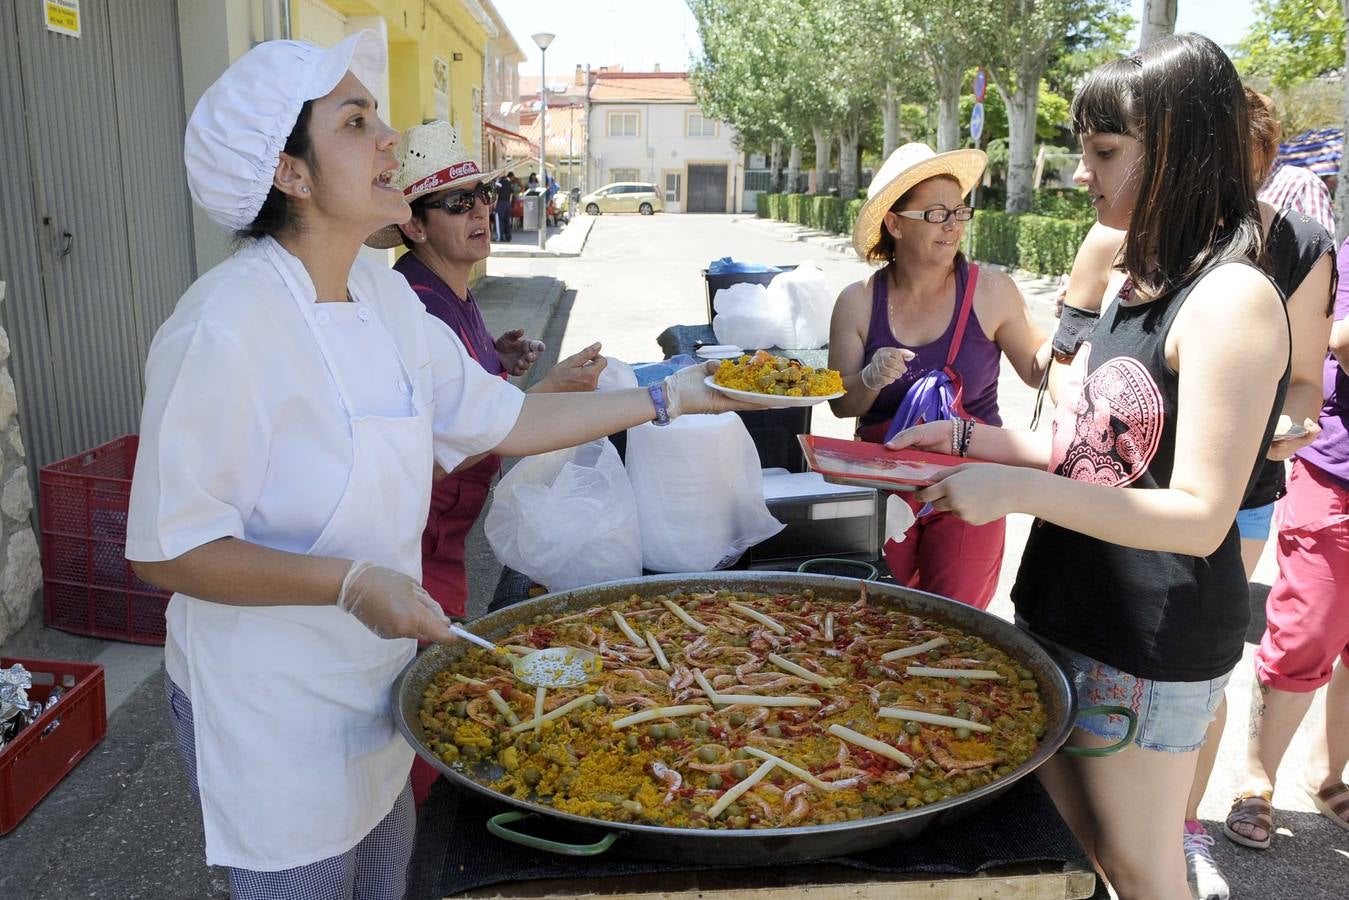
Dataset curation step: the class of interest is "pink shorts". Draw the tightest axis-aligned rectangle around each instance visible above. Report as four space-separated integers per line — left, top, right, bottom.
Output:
882 500 1005 610
1255 459 1349 692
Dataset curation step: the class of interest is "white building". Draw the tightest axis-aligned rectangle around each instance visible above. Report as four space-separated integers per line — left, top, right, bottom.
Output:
584 71 743 213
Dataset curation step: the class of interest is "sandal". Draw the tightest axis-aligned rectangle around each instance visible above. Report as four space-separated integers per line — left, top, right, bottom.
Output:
1223 790 1274 849
1307 781 1349 832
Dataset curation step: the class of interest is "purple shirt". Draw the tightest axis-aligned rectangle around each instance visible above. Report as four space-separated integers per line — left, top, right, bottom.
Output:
393 252 505 377
859 260 1002 429
1296 238 1349 487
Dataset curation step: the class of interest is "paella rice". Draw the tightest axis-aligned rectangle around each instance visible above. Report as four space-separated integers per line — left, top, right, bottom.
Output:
713 351 844 397
417 585 1046 830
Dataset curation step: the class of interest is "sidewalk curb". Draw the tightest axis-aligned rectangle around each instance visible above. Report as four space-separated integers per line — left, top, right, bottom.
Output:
490 216 593 258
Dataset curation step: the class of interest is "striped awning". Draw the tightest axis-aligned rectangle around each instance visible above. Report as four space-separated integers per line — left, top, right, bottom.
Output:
1276 128 1343 176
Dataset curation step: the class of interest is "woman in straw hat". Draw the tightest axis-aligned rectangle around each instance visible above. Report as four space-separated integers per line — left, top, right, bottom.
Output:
828 142 1048 610
892 35 1290 898
369 120 607 627
126 32 745 897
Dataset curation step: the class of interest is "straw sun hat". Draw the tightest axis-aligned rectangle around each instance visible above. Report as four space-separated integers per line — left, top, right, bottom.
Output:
365 120 508 249
851 143 987 260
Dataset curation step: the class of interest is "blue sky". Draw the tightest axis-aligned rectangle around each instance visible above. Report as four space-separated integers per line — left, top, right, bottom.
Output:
493 0 1260 79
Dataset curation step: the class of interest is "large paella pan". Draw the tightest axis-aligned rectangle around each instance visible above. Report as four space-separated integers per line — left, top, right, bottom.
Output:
395 572 1133 864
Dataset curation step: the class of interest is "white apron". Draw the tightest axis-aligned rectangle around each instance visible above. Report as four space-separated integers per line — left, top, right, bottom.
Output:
181 241 432 870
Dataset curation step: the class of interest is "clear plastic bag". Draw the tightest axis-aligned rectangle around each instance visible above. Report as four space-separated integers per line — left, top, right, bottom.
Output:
768 263 834 350
624 415 783 572
712 282 790 349
485 438 642 592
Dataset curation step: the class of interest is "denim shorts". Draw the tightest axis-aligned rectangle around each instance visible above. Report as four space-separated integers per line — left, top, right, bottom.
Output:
1236 502 1276 541
1039 636 1231 753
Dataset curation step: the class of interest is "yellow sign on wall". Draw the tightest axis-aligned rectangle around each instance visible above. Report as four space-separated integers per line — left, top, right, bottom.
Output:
45 0 81 37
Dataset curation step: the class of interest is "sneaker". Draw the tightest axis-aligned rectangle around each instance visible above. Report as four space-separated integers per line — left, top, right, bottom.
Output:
1184 827 1231 900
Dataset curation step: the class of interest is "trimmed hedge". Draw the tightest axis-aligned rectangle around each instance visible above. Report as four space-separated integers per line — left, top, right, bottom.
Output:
757 193 1088 276
756 192 770 219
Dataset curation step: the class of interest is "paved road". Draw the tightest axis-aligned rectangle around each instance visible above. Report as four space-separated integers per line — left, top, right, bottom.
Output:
1 212 1341 898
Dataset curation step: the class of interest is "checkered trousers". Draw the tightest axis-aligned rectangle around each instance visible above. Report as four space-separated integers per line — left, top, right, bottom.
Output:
165 677 415 900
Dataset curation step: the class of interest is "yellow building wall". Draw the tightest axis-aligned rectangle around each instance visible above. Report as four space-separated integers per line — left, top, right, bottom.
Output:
290 0 487 153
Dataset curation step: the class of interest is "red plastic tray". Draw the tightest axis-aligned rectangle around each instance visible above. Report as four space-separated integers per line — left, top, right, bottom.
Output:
0 657 106 834
39 435 170 644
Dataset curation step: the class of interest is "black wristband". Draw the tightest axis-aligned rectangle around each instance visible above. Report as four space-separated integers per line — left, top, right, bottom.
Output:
1052 304 1100 359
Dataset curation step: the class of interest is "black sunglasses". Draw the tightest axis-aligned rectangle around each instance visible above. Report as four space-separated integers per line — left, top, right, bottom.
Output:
419 184 497 215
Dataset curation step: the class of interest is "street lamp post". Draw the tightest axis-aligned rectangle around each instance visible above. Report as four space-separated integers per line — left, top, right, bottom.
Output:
532 32 555 250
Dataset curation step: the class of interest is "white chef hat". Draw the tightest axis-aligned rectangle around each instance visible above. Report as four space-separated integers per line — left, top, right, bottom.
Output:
184 30 386 232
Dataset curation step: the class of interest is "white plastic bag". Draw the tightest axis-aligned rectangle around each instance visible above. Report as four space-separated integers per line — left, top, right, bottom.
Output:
768 263 834 349
596 357 638 392
625 415 784 572
485 438 642 592
711 282 791 349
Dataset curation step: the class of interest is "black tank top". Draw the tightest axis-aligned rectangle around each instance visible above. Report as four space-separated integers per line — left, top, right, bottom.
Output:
1012 263 1290 682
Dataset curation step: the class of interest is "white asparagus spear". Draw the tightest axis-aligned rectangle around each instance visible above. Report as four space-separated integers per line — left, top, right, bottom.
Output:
611 610 643 646
742 746 840 792
645 630 672 672
508 695 597 733
767 652 840 688
880 636 950 662
823 612 834 642
708 759 777 819
661 599 709 633
692 668 720 700
727 601 788 635
877 707 992 733
828 723 915 767
486 689 520 726
533 685 547 733
906 666 1005 680
610 704 713 729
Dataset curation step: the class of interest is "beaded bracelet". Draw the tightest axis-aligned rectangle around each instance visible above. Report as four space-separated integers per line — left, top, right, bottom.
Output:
959 419 974 457
950 419 962 456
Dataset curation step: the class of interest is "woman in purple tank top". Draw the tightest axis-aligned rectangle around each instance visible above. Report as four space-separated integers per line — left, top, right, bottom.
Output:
828 143 1049 609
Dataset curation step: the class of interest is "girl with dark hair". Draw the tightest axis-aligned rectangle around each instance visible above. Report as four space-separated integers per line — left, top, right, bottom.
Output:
892 35 1289 899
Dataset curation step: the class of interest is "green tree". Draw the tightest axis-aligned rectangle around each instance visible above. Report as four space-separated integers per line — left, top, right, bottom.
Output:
1236 0 1345 90
898 0 995 152
974 0 1126 214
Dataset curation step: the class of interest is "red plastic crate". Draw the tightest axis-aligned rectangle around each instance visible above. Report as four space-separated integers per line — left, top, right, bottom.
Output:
38 435 170 644
0 657 107 834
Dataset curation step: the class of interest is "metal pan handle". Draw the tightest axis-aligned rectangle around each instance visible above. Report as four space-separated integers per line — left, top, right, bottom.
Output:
796 558 880 581
486 811 619 856
1058 705 1139 758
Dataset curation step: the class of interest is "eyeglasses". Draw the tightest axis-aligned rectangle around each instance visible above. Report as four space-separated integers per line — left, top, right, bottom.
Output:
419 184 497 215
895 206 975 224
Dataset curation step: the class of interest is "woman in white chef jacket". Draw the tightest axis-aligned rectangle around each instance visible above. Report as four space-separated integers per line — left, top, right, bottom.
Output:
126 33 740 899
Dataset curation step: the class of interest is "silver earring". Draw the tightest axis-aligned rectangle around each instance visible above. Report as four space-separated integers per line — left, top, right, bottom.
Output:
301 186 310 194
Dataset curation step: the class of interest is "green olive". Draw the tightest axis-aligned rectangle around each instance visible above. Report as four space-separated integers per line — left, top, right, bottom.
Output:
922 789 940 804
866 666 883 679
953 776 970 792
522 766 542 786
955 702 971 719
735 747 752 759
885 794 905 810
914 775 931 789
766 724 782 738
694 719 711 735
729 815 749 829
954 726 972 740
528 740 542 754
906 795 921 809
626 733 639 750
731 762 749 780
595 693 612 708
725 802 743 817
728 711 747 727
707 773 723 789
698 746 718 763
648 724 663 740
452 701 468 717
956 677 973 689
1017 667 1034 681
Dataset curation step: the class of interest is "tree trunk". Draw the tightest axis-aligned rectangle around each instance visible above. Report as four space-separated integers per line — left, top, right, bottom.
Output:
812 126 831 195
1001 78 1039 214
787 144 802 195
769 140 782 193
934 61 962 152
1339 2 1349 242
839 125 861 200
882 83 900 158
1139 0 1178 49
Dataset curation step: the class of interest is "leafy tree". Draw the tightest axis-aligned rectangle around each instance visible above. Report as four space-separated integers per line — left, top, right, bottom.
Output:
974 0 1125 214
897 0 995 151
1236 0 1345 90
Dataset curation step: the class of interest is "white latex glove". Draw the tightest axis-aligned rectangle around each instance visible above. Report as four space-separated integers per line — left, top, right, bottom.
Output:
335 559 457 642
664 361 759 418
861 348 916 391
